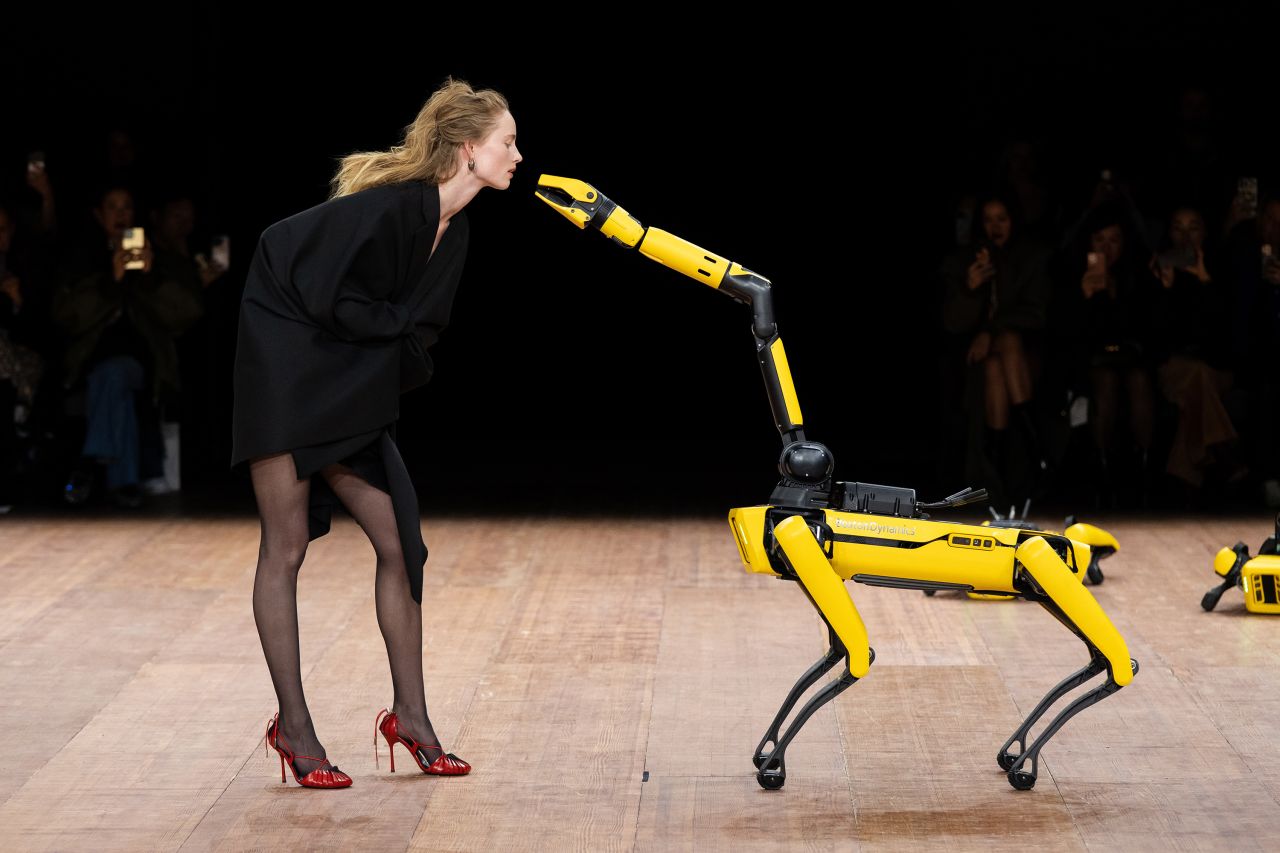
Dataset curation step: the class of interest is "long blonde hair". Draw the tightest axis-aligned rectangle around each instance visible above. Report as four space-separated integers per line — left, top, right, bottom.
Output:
329 77 509 199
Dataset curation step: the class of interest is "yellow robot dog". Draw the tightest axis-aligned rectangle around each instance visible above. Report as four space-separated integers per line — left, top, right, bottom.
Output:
1202 514 1280 613
535 175 1138 792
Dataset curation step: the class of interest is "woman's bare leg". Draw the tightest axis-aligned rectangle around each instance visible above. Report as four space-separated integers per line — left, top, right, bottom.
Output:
983 352 1010 430
995 330 1046 471
319 462 439 752
249 451 333 777
994 330 1033 406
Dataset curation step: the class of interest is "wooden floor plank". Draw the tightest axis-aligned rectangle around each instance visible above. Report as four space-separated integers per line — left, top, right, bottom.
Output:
409 663 653 853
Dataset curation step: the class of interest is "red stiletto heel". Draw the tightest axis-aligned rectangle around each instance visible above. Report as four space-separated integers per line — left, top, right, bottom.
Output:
263 712 353 788
374 708 471 775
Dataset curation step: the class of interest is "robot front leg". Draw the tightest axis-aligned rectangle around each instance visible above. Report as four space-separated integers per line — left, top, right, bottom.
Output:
753 604 877 790
997 656 1106 774
754 516 875 791
999 537 1139 791
753 620 846 771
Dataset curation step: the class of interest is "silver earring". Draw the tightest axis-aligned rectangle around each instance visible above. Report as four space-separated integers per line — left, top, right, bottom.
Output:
467 160 475 171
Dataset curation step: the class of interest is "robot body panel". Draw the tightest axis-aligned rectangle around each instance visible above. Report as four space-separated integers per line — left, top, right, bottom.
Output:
1242 557 1280 612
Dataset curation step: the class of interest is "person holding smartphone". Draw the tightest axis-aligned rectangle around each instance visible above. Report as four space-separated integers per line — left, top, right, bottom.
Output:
1060 201 1161 509
50 183 204 507
941 191 1053 507
230 77 520 788
1145 204 1242 497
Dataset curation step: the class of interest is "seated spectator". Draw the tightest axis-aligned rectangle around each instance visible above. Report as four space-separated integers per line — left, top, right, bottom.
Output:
1057 201 1160 507
941 192 1053 503
1148 204 1243 495
50 183 204 507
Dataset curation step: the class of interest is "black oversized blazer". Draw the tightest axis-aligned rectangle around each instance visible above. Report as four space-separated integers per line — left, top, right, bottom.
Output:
230 180 469 475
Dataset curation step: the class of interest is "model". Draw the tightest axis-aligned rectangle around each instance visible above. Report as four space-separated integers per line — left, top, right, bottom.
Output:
230 77 521 788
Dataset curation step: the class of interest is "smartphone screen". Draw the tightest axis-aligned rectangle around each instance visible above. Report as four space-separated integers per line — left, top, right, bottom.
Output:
211 235 230 269
122 227 146 270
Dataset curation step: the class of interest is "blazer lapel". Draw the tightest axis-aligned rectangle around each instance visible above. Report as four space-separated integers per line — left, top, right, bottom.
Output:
397 182 440 302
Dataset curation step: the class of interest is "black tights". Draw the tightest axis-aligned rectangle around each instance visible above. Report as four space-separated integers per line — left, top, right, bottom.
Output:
249 451 438 777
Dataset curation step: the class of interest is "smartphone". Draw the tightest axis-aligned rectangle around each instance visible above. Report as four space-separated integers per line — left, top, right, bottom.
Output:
1238 177 1259 219
122 227 146 270
211 235 230 269
26 151 46 173
1157 244 1198 270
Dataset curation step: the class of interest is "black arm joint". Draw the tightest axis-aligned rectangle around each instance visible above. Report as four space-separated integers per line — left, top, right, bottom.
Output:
722 275 777 339
585 197 616 233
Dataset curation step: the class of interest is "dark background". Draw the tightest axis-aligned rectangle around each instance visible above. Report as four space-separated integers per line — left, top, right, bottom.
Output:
3 7 1274 514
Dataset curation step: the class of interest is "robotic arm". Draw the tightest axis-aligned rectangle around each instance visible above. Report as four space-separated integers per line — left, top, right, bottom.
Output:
536 176 807 449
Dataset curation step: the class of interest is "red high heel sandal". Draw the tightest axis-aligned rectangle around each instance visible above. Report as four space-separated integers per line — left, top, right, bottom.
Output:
374 709 471 775
263 713 353 788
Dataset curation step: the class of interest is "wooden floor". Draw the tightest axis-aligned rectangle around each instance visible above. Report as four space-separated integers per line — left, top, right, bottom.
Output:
0 508 1277 852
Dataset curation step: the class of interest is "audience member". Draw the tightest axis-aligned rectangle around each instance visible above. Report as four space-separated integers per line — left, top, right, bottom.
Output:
941 192 1053 504
50 183 204 507
1056 201 1160 507
1148 204 1244 497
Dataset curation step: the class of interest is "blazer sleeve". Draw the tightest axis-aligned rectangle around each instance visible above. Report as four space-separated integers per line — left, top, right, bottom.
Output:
279 194 417 343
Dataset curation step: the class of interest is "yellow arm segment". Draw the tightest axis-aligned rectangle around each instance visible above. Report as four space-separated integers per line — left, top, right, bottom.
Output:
636 228 730 289
1016 536 1134 685
773 515 871 677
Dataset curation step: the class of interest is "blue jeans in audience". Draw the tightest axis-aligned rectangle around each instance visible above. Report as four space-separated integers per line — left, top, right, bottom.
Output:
81 355 145 490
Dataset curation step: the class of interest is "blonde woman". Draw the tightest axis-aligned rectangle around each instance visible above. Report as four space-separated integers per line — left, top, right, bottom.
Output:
230 77 521 788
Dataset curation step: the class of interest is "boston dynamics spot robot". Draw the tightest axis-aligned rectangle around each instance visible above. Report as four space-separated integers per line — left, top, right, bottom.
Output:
535 176 1139 792
1202 514 1280 614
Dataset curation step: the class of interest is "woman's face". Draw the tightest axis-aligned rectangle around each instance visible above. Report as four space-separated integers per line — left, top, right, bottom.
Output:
982 200 1012 247
94 189 135 239
468 110 522 190
1090 224 1124 266
1169 208 1205 250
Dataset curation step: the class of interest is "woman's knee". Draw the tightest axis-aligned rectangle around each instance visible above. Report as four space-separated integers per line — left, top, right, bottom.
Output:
983 354 1006 388
992 330 1024 357
258 532 309 573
